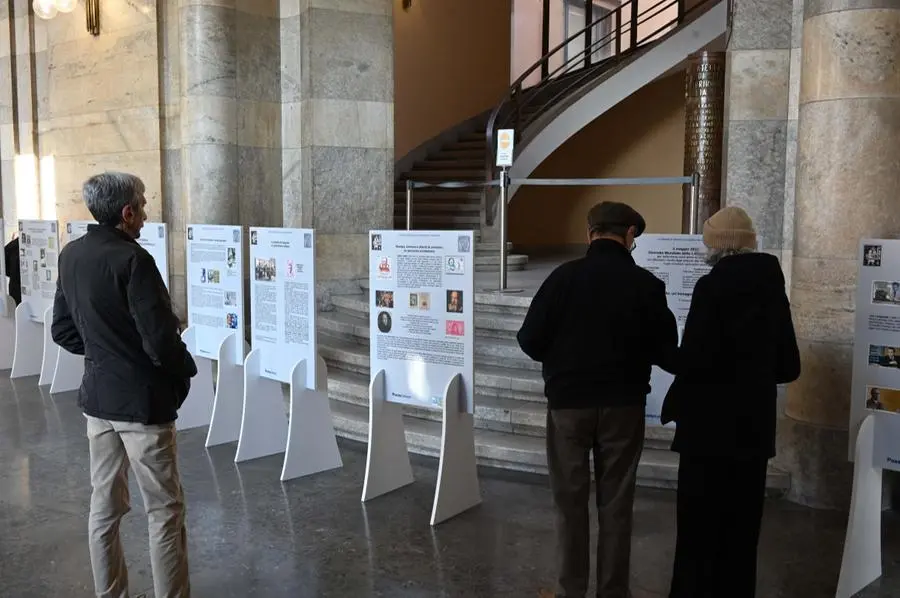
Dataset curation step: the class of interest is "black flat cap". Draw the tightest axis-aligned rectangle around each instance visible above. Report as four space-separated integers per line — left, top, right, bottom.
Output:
587 201 646 237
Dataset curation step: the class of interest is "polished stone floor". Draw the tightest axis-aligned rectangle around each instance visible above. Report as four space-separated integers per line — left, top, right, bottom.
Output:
1 374 899 597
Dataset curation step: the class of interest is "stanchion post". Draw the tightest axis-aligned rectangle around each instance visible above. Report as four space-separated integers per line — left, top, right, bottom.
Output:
688 172 700 234
498 168 509 291
406 179 414 231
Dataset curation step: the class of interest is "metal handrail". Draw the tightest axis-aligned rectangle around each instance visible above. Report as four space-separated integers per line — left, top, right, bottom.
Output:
483 0 717 225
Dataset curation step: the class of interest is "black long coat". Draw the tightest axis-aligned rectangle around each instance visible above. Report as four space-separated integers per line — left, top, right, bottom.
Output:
661 252 801 460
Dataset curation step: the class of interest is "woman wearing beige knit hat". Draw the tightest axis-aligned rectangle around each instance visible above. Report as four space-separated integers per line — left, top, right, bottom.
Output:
661 206 801 598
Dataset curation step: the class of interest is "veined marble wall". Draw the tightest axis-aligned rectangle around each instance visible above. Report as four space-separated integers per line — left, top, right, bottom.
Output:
721 0 792 259
280 0 394 305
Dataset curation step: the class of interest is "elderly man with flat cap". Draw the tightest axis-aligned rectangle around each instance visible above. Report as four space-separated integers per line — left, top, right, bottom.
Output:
518 201 678 598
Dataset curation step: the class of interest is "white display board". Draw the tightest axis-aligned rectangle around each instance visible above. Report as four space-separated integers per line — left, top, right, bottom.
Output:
249 227 316 386
363 230 480 526
368 230 475 412
18 219 59 323
185 225 244 363
850 239 900 468
631 234 709 426
0 219 13 369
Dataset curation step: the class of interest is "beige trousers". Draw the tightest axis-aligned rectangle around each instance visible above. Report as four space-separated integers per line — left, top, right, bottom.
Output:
86 415 190 598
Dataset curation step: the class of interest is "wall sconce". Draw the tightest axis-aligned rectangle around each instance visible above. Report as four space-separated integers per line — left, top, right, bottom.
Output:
33 0 100 37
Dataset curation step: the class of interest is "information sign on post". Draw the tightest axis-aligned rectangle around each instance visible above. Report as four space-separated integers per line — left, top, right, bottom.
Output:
235 227 341 480
363 230 480 526
496 129 515 167
631 234 709 426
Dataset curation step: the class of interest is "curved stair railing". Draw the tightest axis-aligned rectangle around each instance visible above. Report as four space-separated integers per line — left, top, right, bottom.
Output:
483 0 716 225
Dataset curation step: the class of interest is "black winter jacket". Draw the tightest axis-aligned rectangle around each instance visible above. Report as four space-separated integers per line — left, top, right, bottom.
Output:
517 239 679 409
661 252 801 459
51 225 197 425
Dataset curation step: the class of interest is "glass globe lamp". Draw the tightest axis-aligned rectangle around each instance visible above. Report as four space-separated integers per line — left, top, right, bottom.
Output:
33 0 57 19
55 0 78 13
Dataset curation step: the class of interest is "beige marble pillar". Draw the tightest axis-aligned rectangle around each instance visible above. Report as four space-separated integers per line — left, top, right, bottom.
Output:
281 0 393 306
179 0 238 227
783 2 900 508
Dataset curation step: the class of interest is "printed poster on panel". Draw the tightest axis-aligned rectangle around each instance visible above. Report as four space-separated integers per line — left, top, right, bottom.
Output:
186 225 244 363
369 230 475 412
631 234 709 426
249 227 316 387
18 220 60 323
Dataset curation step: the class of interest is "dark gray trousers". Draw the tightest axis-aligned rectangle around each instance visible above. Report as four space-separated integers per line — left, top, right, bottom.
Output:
546 406 645 598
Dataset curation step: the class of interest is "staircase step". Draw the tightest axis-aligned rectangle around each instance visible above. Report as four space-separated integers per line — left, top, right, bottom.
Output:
475 253 529 268
325 399 791 492
434 149 485 161
414 159 484 170
445 140 486 151
393 190 482 201
458 132 487 142
394 203 481 214
402 170 484 182
394 214 481 226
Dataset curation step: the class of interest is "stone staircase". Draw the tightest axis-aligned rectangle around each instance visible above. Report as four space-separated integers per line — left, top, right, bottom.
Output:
318 279 792 493
394 131 529 272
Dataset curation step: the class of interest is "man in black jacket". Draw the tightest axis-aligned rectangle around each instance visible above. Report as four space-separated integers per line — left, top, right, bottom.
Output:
518 201 678 598
52 172 196 598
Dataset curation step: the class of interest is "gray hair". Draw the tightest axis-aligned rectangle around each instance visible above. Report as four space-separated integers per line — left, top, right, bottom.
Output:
706 246 754 266
83 172 144 226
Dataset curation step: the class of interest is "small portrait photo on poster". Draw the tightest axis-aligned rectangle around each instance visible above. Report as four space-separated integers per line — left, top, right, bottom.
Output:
187 227 194 241
227 247 237 268
47 237 55 250
377 311 392 333
409 293 418 308
446 290 463 313
371 234 382 251
457 235 471 253
207 269 221 284
224 291 237 307
226 313 239 329
866 385 900 412
375 290 394 308
254 257 276 281
66 223 72 234
872 281 900 305
45 269 51 281
287 259 295 279
250 231 258 245
869 345 900 368
444 256 465 275
158 225 165 238
233 229 240 243
864 245 883 267
304 233 312 248
446 320 465 337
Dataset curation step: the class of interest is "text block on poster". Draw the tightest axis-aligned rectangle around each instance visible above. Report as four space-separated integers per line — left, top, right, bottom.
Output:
18 220 60 324
631 234 709 426
369 230 475 412
186 225 244 363
852 239 900 470
66 221 169 288
249 227 316 387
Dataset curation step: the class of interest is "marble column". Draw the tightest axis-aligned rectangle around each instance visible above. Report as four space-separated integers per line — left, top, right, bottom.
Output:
782 2 900 509
721 0 792 256
683 51 725 232
179 0 238 227
281 0 393 306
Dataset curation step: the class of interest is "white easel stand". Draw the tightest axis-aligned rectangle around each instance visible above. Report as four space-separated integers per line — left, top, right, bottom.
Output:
361 369 414 502
204 331 248 444
177 327 217 431
38 307 57 386
49 344 84 394
280 355 342 481
11 303 42 378
430 373 481 525
0 295 17 369
836 414 882 598
234 348 289 463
